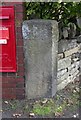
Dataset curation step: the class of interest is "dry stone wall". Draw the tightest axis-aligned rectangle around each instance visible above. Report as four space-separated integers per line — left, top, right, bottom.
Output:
57 39 80 90
22 19 80 98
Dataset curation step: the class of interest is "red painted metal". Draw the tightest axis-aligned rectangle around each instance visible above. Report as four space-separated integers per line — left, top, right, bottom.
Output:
0 27 9 39
0 6 16 72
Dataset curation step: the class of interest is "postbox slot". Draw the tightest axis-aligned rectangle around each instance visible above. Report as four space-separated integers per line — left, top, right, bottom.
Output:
0 16 9 20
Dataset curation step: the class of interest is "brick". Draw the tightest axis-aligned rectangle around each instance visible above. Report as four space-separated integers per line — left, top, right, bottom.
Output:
17 52 24 59
0 73 2 77
2 77 8 83
15 13 23 21
15 4 23 13
0 88 2 93
16 94 25 99
15 2 23 5
17 65 24 72
16 33 23 39
16 27 22 34
2 2 14 6
18 54 24 61
17 39 23 46
0 94 2 99
0 82 2 87
5 2 23 6
2 83 16 88
16 82 25 88
2 88 15 94
7 73 16 77
17 58 24 66
2 73 8 76
2 77 16 83
16 77 24 82
17 71 24 76
16 88 25 95
0 77 2 81
17 56 24 65
2 94 16 99
17 46 24 53
3 89 8 94
17 59 24 66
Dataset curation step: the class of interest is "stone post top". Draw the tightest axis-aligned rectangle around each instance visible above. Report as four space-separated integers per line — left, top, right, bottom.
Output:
23 19 58 24
22 19 59 41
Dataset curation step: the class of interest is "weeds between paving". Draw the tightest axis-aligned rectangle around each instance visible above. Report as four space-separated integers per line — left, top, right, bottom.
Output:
2 77 79 118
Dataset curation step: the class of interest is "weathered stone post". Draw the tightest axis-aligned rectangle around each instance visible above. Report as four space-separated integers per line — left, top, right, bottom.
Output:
22 20 59 99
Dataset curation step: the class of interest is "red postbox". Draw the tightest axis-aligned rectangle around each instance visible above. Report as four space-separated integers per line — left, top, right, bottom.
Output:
0 6 16 72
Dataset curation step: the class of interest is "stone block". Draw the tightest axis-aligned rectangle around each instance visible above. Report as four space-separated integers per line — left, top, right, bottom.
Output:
64 47 79 57
58 39 77 53
72 70 79 78
58 56 71 71
57 75 74 91
69 67 78 76
68 61 79 71
58 53 64 60
57 68 67 78
57 71 69 84
22 20 59 99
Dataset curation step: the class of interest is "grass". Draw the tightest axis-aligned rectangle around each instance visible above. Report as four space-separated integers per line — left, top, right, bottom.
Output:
9 100 18 110
3 90 78 117
33 103 52 116
2 79 79 118
31 98 68 117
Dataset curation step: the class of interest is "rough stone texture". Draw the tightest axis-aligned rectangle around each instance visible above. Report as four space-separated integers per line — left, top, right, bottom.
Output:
58 39 78 53
72 53 80 62
68 61 79 72
69 67 79 76
57 76 73 91
58 56 71 71
77 35 81 43
57 69 67 78
22 20 59 99
58 53 64 60
57 71 79 91
57 38 80 91
57 71 69 84
64 47 79 57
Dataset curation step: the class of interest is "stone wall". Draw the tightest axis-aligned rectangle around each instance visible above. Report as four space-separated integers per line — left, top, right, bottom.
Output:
22 20 80 99
57 39 80 90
